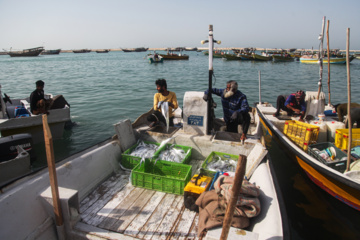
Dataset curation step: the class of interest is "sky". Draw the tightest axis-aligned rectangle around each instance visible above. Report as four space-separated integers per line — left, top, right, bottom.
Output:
1 0 360 51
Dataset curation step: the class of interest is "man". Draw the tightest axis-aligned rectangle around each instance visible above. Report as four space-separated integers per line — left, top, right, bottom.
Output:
203 80 250 141
274 90 306 121
30 80 53 115
334 103 360 123
147 79 178 127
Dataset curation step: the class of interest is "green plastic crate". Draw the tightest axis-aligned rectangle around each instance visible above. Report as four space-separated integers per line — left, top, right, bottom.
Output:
201 151 239 177
131 160 192 195
156 144 192 164
308 142 348 172
121 141 162 169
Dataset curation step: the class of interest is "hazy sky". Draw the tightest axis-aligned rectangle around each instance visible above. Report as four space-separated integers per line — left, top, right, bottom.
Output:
1 0 359 50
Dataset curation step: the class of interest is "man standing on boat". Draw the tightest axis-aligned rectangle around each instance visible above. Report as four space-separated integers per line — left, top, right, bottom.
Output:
273 90 306 121
30 80 53 115
203 80 250 141
147 79 178 127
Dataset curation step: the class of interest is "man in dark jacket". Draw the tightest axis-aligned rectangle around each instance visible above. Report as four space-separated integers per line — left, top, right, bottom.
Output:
274 90 306 121
203 80 250 140
30 80 52 115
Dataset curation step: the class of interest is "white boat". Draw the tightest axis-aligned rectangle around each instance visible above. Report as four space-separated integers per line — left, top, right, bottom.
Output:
0 86 70 144
0 91 285 240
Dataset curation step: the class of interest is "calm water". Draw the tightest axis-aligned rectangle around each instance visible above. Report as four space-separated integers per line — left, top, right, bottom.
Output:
1 51 359 239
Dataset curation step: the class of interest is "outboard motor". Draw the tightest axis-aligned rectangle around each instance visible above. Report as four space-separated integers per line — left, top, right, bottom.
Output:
0 133 36 163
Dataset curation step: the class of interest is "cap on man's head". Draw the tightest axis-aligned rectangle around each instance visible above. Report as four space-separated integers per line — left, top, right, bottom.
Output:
36 80 44 87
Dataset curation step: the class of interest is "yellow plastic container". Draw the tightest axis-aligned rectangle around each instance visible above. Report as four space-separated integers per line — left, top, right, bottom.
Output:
283 120 320 151
334 128 360 150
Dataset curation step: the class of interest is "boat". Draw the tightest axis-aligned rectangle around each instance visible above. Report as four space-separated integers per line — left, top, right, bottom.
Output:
222 54 242 60
0 25 285 240
95 49 110 53
41 49 61 55
184 47 198 51
300 55 355 64
8 47 44 57
272 54 294 62
73 49 91 53
0 87 71 144
121 47 148 52
148 53 163 63
0 52 8 55
159 49 189 60
253 53 272 61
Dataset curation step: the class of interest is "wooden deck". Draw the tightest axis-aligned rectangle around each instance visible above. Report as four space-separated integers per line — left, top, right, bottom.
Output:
79 171 199 240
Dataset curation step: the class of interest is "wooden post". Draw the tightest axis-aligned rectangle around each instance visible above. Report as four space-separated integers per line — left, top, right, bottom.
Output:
326 20 331 105
346 28 352 172
42 115 64 228
220 155 247 240
259 71 261 104
317 16 326 100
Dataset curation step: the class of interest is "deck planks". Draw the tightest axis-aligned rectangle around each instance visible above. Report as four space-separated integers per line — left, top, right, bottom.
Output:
79 173 198 240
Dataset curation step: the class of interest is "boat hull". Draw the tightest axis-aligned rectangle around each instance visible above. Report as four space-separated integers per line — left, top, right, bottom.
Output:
253 54 272 61
257 105 360 211
300 57 347 64
159 54 189 60
272 55 294 62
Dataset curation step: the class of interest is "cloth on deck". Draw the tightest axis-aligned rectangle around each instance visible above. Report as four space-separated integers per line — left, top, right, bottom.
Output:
195 175 261 237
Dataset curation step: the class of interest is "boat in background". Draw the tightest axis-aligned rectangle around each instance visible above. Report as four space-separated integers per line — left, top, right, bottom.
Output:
121 47 148 52
41 49 61 55
148 53 163 63
300 54 355 64
73 49 91 53
159 48 189 60
8 47 44 57
184 47 198 51
272 54 294 62
95 49 110 53
253 53 272 61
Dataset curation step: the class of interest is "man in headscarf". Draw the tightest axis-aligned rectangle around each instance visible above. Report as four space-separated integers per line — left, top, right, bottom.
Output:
203 80 250 141
147 79 178 127
30 80 53 115
274 90 306 121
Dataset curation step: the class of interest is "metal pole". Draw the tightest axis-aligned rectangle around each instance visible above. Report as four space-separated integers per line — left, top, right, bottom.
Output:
259 71 261 104
346 28 352 172
326 20 331 106
207 25 214 135
317 16 326 100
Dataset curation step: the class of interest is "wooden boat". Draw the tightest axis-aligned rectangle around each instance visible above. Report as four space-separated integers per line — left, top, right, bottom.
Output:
96 49 110 53
300 55 355 64
222 54 242 60
253 53 272 61
0 88 71 144
256 100 360 211
0 96 285 239
8 47 44 57
159 49 189 60
73 49 91 53
121 48 148 52
272 55 294 62
148 54 163 63
184 47 198 51
41 49 61 55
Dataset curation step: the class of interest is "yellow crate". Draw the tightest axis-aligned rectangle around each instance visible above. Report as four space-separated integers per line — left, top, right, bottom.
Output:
283 120 320 151
334 128 360 150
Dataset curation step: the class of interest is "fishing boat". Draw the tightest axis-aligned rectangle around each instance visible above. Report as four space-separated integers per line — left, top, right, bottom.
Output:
300 55 355 64
272 55 294 62
257 17 360 211
0 25 286 240
8 47 44 57
121 47 148 52
0 87 71 144
222 54 242 60
184 47 198 51
148 53 163 63
253 53 272 61
73 49 91 53
95 49 110 53
41 49 61 55
159 49 189 60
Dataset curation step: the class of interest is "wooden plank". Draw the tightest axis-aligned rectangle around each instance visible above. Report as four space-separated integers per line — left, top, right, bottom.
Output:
173 208 197 240
123 191 166 237
136 194 178 240
98 187 145 230
88 182 135 226
112 189 156 233
80 173 125 213
151 195 184 240
185 214 199 240
81 174 130 224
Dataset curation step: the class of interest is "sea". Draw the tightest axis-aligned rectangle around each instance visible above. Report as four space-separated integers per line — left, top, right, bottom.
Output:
1 51 359 239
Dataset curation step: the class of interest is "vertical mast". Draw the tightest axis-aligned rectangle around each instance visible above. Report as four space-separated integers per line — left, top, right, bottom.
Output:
207 25 214 134
317 16 326 100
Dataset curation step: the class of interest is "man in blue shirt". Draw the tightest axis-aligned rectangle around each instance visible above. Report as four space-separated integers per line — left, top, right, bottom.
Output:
274 90 306 121
203 80 250 141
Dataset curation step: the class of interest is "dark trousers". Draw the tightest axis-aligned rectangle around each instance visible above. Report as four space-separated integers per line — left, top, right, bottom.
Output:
226 112 251 134
275 95 293 115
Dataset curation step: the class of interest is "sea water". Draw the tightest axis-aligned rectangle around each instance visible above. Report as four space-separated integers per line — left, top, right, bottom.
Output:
1 51 359 239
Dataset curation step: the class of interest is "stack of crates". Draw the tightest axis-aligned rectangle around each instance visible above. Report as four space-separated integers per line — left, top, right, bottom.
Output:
334 128 360 151
283 120 320 151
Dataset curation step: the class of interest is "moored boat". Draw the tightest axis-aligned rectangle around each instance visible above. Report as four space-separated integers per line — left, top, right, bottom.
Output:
159 49 189 60
95 49 110 53
8 47 44 57
272 54 295 62
41 49 61 55
73 49 91 53
300 55 355 64
253 53 272 61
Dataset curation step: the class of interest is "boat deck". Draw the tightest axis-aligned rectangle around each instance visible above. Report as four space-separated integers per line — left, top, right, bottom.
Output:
78 170 200 240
